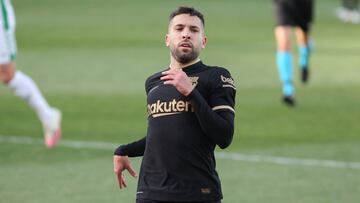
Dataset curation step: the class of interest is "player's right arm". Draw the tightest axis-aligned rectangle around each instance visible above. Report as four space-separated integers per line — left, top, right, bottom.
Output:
113 137 146 189
114 136 146 157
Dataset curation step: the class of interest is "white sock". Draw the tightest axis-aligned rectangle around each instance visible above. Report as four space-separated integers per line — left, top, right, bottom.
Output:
8 70 53 123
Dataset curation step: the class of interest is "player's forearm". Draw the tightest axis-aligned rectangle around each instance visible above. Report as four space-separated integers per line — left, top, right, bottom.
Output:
189 89 234 149
114 136 146 157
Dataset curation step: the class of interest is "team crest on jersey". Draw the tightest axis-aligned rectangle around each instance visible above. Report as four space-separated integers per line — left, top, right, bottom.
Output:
189 76 199 87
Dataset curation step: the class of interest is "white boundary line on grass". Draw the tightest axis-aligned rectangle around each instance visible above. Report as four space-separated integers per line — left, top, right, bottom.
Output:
1 134 360 170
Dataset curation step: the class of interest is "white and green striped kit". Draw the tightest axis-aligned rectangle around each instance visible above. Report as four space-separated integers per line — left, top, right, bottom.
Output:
0 0 16 64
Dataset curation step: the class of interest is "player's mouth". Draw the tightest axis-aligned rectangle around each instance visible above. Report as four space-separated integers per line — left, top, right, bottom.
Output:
179 41 193 50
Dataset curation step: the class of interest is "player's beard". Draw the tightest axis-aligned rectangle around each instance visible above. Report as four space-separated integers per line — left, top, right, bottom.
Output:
170 43 200 64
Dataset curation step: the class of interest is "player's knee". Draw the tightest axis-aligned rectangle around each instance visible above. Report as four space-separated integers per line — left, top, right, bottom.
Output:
0 63 16 84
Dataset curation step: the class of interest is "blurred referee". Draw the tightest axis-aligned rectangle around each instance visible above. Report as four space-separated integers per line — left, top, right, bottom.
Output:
273 0 314 106
113 6 236 203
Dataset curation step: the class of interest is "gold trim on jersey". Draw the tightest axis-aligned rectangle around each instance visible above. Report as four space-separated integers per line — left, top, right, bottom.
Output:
222 84 236 90
212 105 235 113
152 112 181 118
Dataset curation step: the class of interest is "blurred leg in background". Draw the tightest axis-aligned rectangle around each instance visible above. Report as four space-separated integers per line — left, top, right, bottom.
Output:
273 0 314 107
0 0 62 148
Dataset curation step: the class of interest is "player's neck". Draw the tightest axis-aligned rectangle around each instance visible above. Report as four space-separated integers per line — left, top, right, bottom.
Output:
169 58 200 69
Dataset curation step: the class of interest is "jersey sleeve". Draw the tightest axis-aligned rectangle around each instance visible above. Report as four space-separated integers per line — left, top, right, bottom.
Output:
187 67 236 149
114 136 146 157
208 68 236 114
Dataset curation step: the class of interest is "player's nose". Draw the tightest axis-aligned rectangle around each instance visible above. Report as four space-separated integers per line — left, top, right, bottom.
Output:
181 29 191 40
182 35 190 40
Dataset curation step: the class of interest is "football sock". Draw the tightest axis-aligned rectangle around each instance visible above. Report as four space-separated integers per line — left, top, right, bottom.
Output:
299 46 310 70
276 51 294 96
7 70 53 123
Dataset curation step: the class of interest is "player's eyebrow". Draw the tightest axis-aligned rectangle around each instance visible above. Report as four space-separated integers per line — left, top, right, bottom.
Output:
173 24 201 30
174 24 185 28
189 25 200 31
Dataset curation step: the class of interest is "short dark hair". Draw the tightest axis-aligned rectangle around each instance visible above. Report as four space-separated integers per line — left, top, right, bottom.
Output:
169 6 205 27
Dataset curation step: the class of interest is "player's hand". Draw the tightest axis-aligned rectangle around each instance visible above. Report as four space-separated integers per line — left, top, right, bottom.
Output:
161 68 194 96
113 155 137 189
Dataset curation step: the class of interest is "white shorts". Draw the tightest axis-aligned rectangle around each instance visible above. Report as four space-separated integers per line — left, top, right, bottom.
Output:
0 0 17 64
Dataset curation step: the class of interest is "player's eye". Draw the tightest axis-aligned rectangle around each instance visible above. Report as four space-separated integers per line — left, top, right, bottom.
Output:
174 26 184 31
191 28 199 33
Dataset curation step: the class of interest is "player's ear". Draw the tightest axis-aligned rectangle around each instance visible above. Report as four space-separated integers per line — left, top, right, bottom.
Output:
201 35 207 49
165 34 170 47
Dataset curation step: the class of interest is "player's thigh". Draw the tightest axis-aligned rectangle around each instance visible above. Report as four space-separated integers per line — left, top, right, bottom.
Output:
0 28 17 65
0 25 17 83
0 1 17 65
273 0 297 27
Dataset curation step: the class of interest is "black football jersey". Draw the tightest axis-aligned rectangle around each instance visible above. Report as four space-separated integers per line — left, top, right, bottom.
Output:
136 61 236 202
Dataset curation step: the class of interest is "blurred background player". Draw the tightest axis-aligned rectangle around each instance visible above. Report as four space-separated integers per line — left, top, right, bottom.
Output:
273 0 314 106
336 0 360 24
0 0 61 148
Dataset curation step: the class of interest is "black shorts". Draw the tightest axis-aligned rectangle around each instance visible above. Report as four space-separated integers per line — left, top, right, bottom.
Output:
273 0 314 32
136 199 221 203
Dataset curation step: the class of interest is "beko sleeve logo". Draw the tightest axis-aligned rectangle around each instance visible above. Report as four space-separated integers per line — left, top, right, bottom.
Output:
220 75 236 90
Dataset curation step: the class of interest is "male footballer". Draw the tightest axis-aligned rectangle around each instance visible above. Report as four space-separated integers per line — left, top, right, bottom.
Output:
113 6 236 203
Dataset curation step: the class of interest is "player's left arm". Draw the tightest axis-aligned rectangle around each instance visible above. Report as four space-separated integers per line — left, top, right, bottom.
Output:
188 68 235 149
161 68 236 149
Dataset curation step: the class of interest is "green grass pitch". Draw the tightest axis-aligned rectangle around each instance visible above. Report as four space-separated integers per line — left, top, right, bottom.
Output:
1 0 360 202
